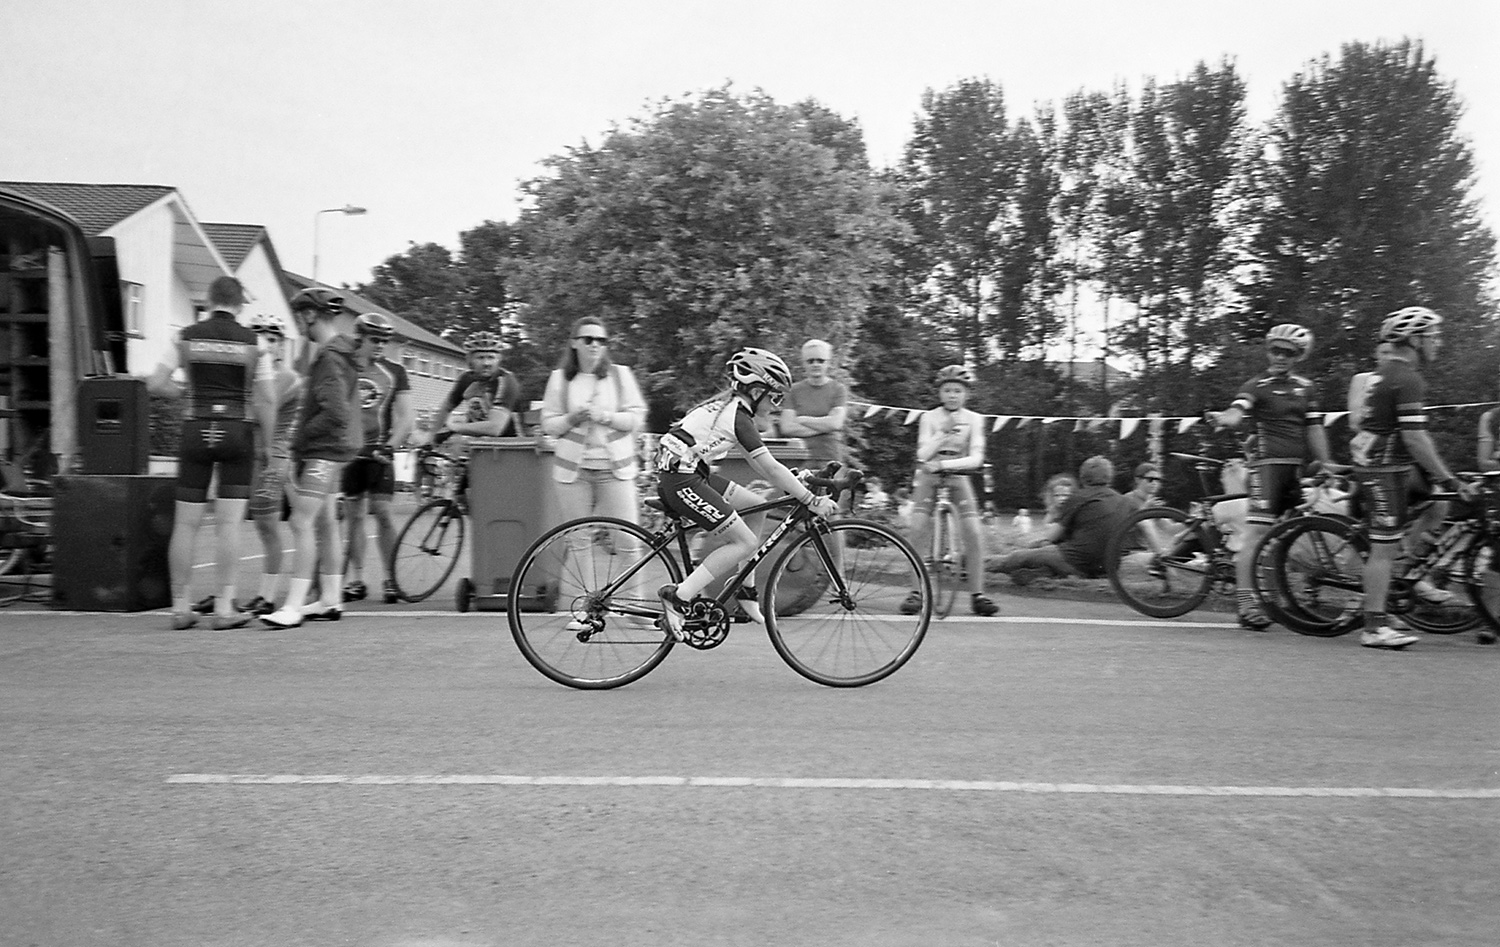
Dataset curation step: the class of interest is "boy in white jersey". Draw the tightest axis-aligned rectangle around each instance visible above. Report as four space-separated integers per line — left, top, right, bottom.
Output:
655 348 839 639
901 365 999 616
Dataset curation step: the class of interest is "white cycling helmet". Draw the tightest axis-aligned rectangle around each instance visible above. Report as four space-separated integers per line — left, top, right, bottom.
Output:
726 347 792 397
1380 306 1443 343
1265 323 1313 357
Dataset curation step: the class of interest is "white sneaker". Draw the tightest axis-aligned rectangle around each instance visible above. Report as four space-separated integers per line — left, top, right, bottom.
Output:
565 618 589 632
1360 626 1419 649
1413 579 1457 605
735 588 765 625
260 608 304 630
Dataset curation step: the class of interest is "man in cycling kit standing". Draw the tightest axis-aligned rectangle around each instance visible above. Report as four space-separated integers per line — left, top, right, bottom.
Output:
433 331 523 440
341 313 413 605
1348 306 1475 649
262 288 364 629
148 276 274 630
1209 324 1332 631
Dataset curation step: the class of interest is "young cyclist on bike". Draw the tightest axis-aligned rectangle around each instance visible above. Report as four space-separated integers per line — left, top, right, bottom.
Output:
1209 323 1332 631
901 365 999 617
655 348 839 640
1347 306 1476 649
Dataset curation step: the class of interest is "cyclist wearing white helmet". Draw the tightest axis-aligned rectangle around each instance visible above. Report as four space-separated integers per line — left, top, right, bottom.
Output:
1346 305 1475 649
901 364 999 617
1209 323 1332 631
433 330 523 440
340 312 414 605
655 347 839 639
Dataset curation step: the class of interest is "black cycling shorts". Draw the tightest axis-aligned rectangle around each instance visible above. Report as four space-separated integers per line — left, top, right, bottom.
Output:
177 418 255 503
341 453 396 497
1245 461 1303 527
657 471 737 532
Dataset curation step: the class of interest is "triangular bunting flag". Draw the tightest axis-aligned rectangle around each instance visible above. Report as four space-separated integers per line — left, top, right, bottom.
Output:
863 405 884 420
904 409 921 425
1177 417 1198 434
1322 411 1346 426
1118 418 1141 439
992 416 1011 432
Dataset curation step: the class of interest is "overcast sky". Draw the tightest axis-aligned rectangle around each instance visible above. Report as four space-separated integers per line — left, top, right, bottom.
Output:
2 0 1495 289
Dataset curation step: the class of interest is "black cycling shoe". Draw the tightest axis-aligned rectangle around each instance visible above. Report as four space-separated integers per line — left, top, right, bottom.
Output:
899 591 923 615
191 595 217 615
971 594 999 617
242 596 276 617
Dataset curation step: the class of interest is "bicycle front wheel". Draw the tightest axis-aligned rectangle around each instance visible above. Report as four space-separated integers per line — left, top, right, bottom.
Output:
1264 514 1363 637
508 517 682 690
390 499 466 603
1106 507 1214 618
931 504 961 619
765 519 931 687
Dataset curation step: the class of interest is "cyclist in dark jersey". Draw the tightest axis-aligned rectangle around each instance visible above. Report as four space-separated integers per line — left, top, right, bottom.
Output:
340 313 413 605
1346 306 1475 649
1209 324 1331 630
433 331 523 439
262 288 364 630
147 275 274 631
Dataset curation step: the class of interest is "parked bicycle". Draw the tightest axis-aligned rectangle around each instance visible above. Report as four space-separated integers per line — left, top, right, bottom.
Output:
1105 453 1249 618
506 465 933 690
388 441 468 604
1257 471 1496 637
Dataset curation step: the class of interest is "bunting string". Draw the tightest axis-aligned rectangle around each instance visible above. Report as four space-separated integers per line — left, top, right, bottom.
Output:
845 400 1500 441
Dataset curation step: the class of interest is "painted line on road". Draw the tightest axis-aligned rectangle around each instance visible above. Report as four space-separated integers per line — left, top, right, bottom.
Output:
163 773 1500 799
2 610 1237 628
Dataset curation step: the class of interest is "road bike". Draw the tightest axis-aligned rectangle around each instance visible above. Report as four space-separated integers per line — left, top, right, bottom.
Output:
926 470 967 618
1257 472 1497 637
507 465 933 690
388 443 468 604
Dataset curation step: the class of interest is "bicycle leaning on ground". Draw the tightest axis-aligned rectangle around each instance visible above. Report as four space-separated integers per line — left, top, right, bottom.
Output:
387 440 469 604
1104 452 1250 619
506 464 934 689
1256 470 1497 638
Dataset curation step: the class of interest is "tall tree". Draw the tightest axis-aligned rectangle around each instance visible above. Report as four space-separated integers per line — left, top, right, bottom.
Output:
899 78 1015 365
510 86 900 413
1242 38 1497 405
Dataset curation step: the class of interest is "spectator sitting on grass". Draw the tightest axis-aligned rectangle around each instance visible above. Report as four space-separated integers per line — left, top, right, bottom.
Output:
997 456 1134 586
1124 462 1161 510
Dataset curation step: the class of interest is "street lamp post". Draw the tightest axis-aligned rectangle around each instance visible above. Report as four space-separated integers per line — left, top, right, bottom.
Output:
312 204 368 283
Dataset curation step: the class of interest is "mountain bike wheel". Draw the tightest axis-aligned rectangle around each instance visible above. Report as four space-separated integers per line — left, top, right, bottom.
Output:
389 499 466 603
930 504 961 619
1105 507 1214 618
509 517 681 690
764 518 931 687
1264 514 1363 637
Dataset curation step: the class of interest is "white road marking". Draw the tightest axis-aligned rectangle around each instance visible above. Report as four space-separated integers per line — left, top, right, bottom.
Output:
163 773 1500 798
1 610 1239 627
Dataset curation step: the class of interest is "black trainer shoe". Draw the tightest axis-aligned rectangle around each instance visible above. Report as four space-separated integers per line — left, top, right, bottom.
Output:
242 596 276 617
383 579 399 604
191 595 217 615
971 594 999 617
899 591 923 615
342 580 368 603
1237 602 1272 631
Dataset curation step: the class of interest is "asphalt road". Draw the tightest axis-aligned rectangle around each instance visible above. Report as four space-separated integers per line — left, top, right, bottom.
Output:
3 530 1499 946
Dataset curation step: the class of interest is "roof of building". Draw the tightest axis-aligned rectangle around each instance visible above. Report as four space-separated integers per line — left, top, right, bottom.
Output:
283 271 464 356
199 222 265 270
1045 359 1132 389
0 181 175 236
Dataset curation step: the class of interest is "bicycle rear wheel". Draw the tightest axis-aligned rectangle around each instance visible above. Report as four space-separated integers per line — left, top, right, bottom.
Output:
389 499 466 603
931 505 961 619
1464 540 1500 636
508 517 681 690
1106 507 1213 618
764 519 931 687
1264 515 1363 637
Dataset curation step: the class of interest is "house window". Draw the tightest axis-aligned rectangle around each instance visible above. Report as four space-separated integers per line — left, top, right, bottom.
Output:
121 281 145 336
419 357 431 376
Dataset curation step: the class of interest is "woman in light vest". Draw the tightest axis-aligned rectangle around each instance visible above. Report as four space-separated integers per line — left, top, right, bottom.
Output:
540 316 648 524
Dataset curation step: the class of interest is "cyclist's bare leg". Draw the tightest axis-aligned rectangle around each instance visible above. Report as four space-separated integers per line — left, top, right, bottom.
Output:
906 473 938 558
676 514 756 601
1363 540 1400 626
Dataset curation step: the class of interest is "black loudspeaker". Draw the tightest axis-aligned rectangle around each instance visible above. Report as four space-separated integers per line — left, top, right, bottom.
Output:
51 474 174 611
77 376 150 475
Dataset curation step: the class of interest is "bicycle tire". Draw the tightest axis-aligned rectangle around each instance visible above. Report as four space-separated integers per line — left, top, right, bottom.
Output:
389 499 466 603
931 504 961 619
1105 506 1214 618
764 518 931 687
509 517 682 690
1264 515 1363 637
